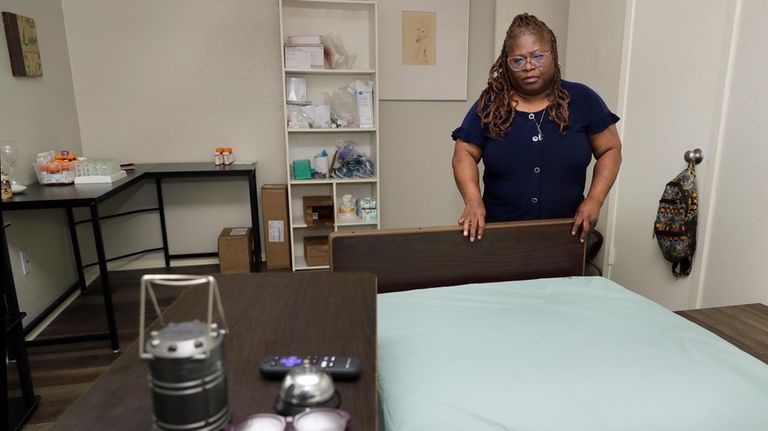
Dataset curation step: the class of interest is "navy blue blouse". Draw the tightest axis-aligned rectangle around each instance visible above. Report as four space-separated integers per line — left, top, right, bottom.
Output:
451 80 619 222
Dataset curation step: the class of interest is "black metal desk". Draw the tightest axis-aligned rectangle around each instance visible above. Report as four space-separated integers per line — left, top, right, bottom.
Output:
0 163 260 352
4 222 40 431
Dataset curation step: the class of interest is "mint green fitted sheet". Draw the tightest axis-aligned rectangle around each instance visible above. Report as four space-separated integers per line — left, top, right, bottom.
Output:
377 277 768 431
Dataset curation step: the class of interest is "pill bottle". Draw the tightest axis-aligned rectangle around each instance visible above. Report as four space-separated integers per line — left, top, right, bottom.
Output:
214 147 223 166
222 147 234 165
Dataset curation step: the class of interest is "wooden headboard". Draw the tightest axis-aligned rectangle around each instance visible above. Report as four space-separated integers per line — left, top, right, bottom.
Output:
329 219 585 293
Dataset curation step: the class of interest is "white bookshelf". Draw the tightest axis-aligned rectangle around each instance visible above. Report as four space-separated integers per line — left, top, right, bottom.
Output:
279 0 380 271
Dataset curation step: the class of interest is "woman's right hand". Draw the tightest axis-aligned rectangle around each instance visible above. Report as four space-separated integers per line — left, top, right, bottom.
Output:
458 199 486 242
452 139 485 242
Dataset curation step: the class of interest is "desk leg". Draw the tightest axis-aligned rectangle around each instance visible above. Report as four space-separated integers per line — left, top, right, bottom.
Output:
66 207 88 293
248 169 261 272
156 178 171 268
90 203 120 352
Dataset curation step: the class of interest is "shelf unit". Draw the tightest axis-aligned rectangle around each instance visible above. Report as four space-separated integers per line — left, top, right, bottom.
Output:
279 0 380 271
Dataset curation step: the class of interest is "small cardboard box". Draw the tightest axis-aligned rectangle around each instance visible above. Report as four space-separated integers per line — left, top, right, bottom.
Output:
218 227 253 273
261 185 291 269
303 195 334 227
304 235 329 267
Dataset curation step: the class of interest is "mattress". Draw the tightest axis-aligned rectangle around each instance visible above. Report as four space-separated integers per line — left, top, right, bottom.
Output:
377 276 768 431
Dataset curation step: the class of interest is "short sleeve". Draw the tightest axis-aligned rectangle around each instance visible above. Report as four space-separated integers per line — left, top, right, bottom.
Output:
451 101 487 150
581 85 620 136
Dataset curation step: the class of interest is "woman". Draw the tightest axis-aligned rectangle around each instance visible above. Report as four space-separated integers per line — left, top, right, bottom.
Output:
452 13 622 243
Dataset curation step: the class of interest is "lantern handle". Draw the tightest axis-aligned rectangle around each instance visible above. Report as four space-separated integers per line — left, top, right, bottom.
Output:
138 274 228 360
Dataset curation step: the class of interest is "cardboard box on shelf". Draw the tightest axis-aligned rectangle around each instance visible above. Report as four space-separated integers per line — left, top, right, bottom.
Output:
262 185 291 270
304 235 329 267
303 195 334 227
218 227 253 273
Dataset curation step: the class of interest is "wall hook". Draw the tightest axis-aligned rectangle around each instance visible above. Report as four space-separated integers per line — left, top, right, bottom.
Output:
684 148 703 164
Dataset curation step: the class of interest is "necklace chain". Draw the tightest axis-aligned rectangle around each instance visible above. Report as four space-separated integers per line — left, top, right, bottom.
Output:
528 111 546 142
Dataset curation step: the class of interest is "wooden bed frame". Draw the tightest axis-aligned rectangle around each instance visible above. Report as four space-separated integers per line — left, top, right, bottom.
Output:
329 219 585 293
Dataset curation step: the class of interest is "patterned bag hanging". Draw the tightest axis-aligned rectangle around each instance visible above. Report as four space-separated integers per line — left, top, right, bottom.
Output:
653 162 698 277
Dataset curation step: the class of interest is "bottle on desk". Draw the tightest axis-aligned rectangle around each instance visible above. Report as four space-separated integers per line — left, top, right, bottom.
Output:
1 172 12 200
222 147 235 165
214 147 235 166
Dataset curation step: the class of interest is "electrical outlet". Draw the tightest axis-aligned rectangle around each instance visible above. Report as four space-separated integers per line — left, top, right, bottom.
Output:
20 248 31 275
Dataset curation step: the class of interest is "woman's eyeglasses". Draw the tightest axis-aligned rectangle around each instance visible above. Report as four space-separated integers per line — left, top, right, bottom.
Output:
507 51 551 71
233 408 350 431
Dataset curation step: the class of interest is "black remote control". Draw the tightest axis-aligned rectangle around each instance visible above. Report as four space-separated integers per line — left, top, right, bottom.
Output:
260 355 361 380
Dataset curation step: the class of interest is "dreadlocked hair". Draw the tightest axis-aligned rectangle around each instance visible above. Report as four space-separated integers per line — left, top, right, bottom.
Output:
477 13 570 139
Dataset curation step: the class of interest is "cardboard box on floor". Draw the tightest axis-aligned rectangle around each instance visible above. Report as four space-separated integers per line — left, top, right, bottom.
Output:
218 227 253 273
262 185 291 269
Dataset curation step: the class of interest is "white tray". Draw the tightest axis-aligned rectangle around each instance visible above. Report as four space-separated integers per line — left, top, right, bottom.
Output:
74 170 127 184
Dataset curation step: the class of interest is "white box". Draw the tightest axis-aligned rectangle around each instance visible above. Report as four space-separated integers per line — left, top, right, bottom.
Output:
74 170 127 184
285 44 325 69
285 51 312 70
356 89 374 128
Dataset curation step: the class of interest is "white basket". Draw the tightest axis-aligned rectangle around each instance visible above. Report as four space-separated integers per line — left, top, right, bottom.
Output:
34 162 76 185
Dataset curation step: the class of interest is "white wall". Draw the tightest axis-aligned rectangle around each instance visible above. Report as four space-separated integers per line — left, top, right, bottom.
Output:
0 0 83 325
608 0 737 310
699 0 768 307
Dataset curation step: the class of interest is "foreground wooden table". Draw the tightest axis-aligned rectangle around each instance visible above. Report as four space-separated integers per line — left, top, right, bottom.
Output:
51 272 377 430
677 303 768 364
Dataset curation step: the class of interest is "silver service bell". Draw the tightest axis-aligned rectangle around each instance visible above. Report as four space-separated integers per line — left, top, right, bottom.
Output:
139 275 232 431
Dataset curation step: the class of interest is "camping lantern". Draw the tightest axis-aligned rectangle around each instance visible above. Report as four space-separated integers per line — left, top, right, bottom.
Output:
139 275 231 431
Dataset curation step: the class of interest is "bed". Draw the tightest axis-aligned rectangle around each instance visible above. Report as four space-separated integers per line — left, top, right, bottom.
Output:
330 220 768 431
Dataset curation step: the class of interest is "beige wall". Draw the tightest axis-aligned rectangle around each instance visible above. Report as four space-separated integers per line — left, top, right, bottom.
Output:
699 0 768 307
61 0 286 269
1 0 83 325
494 0 569 70
380 0 494 228
608 0 737 310
10 0 496 323
563 0 627 269
9 0 768 325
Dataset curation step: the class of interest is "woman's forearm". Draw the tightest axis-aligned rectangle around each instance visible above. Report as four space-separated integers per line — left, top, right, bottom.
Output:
586 145 621 205
452 141 483 205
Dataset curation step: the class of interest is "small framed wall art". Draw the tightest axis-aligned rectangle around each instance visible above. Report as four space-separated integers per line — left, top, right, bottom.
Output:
2 11 43 77
379 0 469 100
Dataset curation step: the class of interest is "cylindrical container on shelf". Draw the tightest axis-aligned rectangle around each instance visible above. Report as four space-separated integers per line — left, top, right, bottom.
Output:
222 147 234 165
285 77 307 102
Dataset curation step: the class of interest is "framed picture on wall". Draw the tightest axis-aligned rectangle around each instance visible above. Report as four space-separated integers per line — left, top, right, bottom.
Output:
379 0 469 101
2 11 43 77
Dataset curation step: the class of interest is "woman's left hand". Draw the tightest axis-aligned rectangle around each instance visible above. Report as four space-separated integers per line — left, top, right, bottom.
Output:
572 197 602 243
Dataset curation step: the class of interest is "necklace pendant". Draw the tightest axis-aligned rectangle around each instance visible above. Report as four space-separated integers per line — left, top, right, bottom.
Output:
532 136 539 142
538 133 543 142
